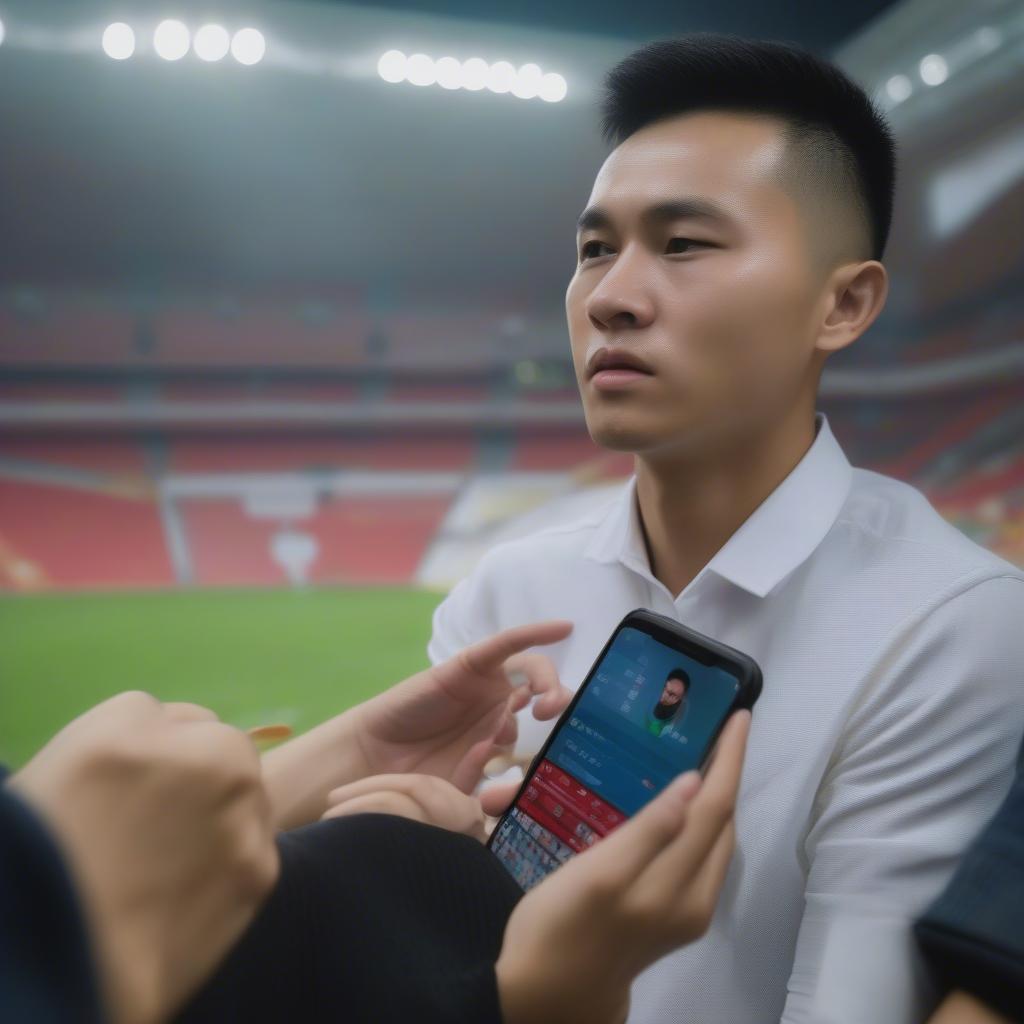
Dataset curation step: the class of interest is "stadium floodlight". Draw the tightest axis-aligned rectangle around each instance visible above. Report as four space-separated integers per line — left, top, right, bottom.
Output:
460 57 488 91
435 56 463 90
486 60 516 94
405 53 436 87
974 26 1002 54
919 54 948 86
102 22 135 60
377 49 407 83
231 27 265 66
885 74 912 104
512 63 543 100
194 24 230 62
154 19 190 61
538 72 568 103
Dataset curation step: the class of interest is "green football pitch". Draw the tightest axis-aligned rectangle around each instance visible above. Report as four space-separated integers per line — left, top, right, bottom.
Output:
0 587 443 769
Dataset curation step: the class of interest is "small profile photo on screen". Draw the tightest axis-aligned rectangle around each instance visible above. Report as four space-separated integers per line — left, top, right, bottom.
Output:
646 668 690 737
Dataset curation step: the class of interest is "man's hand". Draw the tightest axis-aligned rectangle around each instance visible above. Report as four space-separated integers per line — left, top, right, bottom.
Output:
321 773 487 841
495 710 751 1024
263 620 572 830
8 692 279 1024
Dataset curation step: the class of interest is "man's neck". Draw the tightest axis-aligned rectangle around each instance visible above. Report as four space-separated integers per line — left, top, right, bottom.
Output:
634 409 818 598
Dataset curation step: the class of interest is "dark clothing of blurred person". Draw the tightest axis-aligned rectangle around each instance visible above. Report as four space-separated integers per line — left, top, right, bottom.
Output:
176 814 521 1024
0 776 515 1024
0 763 514 1024
0 767 104 1024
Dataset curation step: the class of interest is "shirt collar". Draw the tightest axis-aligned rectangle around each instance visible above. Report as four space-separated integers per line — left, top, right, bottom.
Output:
584 414 852 599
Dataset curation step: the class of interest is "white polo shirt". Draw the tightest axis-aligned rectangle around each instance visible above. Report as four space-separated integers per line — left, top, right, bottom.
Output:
429 415 1024 1024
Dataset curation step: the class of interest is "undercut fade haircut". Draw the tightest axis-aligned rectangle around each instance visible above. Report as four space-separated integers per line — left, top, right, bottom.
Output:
601 34 896 261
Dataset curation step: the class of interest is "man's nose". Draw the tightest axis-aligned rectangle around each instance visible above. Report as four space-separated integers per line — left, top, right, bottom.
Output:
583 248 656 333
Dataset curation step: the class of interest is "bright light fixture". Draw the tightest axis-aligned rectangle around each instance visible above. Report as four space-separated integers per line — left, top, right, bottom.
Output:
377 49 407 83
975 26 1002 53
194 24 230 62
435 55 463 90
375 48 565 103
919 54 948 86
154 19 190 61
885 74 912 104
512 63 543 99
539 72 567 103
486 61 516 94
102 22 135 60
231 27 265 66
0 17 6 48
460 57 489 91
405 53 436 87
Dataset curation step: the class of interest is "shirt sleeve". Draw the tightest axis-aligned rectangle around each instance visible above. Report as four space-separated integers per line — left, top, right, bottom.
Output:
427 547 506 666
781 575 1024 1024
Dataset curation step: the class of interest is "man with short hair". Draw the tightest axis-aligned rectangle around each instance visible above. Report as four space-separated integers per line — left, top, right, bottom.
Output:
646 668 689 737
429 34 1024 1022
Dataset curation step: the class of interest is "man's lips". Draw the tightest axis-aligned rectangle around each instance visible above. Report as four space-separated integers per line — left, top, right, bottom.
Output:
585 347 655 379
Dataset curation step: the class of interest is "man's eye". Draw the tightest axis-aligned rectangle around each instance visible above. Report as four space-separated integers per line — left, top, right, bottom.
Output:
666 238 706 254
579 241 613 261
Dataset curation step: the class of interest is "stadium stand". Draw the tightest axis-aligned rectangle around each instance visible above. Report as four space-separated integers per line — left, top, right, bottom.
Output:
168 436 478 472
1 437 149 473
510 433 632 475
1 282 1022 590
0 305 136 367
0 479 172 590
180 494 452 587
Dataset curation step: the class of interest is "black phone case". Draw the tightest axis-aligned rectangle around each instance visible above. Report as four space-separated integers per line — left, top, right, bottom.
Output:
485 607 762 853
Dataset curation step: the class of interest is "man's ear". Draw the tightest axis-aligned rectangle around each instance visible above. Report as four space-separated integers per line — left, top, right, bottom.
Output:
815 259 888 356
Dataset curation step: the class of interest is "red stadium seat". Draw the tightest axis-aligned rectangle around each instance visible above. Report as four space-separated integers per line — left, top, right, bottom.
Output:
0 479 173 590
180 494 451 586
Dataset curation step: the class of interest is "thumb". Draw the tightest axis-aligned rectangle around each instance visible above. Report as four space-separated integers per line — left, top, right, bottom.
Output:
481 781 522 817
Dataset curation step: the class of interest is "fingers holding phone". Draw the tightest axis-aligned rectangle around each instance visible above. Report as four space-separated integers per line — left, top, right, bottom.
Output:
495 710 751 1024
618 710 749 946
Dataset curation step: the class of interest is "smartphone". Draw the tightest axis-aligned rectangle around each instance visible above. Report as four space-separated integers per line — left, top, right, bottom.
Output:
487 608 762 891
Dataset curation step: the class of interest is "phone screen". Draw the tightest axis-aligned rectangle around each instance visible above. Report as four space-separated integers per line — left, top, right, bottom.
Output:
489 624 741 891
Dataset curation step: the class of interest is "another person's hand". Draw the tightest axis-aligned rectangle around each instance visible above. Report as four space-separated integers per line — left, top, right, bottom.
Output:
264 620 571 830
927 991 1014 1024
321 773 487 840
350 620 572 790
8 692 279 1024
495 710 751 1024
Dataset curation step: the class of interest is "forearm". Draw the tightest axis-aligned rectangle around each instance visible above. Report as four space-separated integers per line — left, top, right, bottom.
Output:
927 990 1012 1024
261 710 369 831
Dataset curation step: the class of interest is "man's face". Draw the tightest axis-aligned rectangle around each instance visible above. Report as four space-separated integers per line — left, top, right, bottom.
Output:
565 112 828 457
660 678 686 706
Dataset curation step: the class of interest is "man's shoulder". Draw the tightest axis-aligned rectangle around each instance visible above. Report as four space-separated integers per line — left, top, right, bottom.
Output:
840 467 1022 582
472 489 622 576
428 487 626 662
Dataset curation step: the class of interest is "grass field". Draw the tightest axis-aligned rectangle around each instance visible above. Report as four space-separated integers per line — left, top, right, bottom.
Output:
0 587 443 769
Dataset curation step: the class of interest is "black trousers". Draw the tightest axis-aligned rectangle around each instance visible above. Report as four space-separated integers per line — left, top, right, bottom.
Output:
177 814 524 1024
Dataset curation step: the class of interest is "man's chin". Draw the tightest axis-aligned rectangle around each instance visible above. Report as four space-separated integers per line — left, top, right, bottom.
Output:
587 418 674 456
586 410 717 462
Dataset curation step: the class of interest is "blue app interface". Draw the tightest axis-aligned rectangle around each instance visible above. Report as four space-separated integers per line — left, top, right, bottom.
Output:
491 625 741 890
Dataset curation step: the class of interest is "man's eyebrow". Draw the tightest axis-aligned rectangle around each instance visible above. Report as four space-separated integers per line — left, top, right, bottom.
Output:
576 198 731 234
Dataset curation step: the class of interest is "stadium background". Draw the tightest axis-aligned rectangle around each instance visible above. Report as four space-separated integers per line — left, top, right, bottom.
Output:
2 0 1023 766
